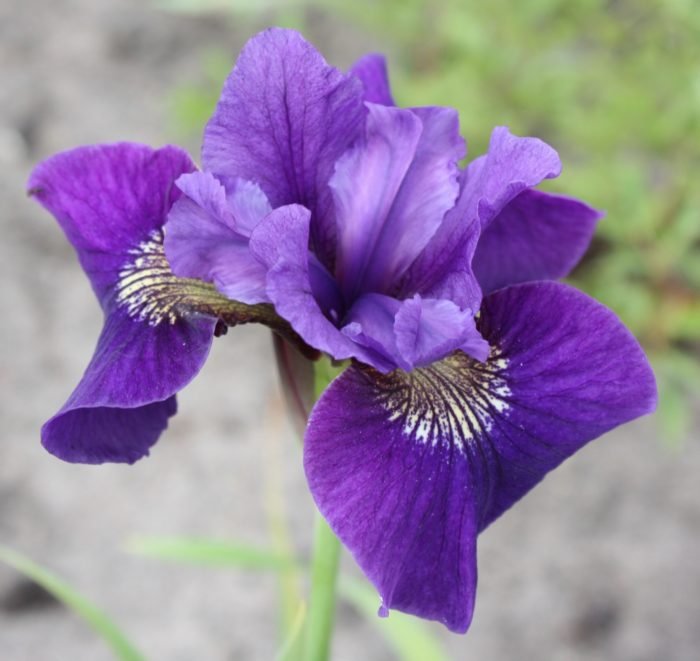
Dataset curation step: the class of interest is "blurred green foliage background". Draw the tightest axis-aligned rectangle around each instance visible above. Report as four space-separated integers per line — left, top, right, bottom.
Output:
162 0 700 440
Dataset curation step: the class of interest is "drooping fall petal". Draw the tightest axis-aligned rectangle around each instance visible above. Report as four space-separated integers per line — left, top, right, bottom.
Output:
305 281 656 632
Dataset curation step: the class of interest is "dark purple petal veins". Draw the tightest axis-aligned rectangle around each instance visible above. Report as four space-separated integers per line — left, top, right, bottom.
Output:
304 281 656 632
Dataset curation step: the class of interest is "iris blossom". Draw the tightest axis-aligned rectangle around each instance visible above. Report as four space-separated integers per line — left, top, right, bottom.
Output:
30 29 657 634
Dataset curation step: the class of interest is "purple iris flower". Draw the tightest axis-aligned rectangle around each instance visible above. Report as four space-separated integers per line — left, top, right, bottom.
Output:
28 142 301 464
165 29 657 632
29 27 657 635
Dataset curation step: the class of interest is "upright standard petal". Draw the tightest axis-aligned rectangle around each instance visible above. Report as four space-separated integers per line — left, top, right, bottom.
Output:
164 171 271 304
349 53 395 106
404 127 561 308
305 281 656 632
202 28 366 265
364 106 465 295
28 143 234 463
331 104 422 298
332 104 464 297
472 189 602 294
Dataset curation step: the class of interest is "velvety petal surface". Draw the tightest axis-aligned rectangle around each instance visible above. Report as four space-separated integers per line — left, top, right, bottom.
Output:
472 189 602 294
42 295 217 464
349 53 395 105
403 127 561 307
43 397 178 465
305 281 656 632
165 171 270 304
202 28 366 265
28 142 196 301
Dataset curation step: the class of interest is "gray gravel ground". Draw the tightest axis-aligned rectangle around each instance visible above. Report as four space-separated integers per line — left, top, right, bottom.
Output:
1 1 698 659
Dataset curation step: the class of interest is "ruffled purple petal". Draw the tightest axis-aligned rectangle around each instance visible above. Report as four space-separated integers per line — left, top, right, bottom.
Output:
349 53 395 106
342 292 487 372
28 143 196 301
394 295 488 367
472 189 603 294
249 203 389 369
42 307 216 464
342 293 404 370
304 281 656 632
403 127 561 308
202 28 366 266
332 104 463 297
164 171 270 304
331 104 422 298
365 106 465 294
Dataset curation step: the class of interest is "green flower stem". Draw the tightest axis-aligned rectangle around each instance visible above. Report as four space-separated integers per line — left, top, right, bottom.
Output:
304 511 342 661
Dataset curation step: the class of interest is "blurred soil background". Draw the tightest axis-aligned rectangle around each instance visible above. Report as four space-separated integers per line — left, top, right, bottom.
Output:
1 0 698 659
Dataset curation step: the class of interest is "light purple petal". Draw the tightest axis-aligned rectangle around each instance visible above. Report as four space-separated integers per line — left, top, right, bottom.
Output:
342 293 404 371
305 281 656 632
462 126 562 230
472 189 603 294
28 143 196 301
202 28 366 266
165 171 270 304
403 127 561 307
249 203 392 369
361 106 465 295
342 292 487 372
224 177 274 236
331 104 422 298
349 53 395 106
42 306 215 464
394 295 488 367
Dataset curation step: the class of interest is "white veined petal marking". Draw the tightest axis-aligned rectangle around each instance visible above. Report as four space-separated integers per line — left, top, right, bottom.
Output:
376 348 511 452
115 229 236 326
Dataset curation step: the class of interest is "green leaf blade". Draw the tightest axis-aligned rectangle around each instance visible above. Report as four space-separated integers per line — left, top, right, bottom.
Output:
0 544 145 661
125 536 296 571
